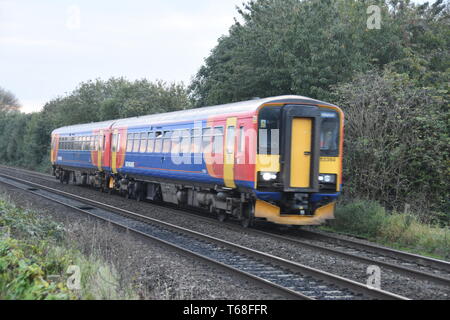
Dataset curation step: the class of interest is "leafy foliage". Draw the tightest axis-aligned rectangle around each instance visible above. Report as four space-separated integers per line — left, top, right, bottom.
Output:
0 198 138 300
0 86 20 112
329 200 450 259
332 70 449 221
0 239 73 300
0 78 190 171
190 0 449 106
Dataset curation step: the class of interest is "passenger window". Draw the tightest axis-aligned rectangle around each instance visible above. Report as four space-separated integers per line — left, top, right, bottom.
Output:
163 131 172 153
140 133 147 153
213 127 224 154
111 134 117 152
181 130 191 154
239 126 245 153
154 131 163 153
192 129 201 154
226 126 235 154
202 128 212 152
171 130 181 154
147 132 155 153
133 133 140 152
127 134 133 152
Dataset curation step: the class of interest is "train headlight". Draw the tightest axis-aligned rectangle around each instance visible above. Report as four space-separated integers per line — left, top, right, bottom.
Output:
319 174 336 184
261 172 278 181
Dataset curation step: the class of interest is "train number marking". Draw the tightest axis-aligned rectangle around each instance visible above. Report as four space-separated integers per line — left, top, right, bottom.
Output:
125 162 135 168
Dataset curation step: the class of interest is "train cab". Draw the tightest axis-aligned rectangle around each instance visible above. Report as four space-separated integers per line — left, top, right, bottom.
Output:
253 102 344 226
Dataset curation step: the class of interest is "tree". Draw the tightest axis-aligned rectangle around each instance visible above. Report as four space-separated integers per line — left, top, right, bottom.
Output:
331 70 449 222
0 87 21 112
0 78 191 171
189 0 449 106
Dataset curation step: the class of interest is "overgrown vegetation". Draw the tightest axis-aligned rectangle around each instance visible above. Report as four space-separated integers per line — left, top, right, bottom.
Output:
0 79 190 171
0 197 138 300
332 70 449 224
328 200 450 259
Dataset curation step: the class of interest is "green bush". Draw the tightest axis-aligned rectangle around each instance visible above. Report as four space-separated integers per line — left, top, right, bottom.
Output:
0 239 72 300
0 200 64 241
0 197 138 300
329 200 450 259
330 200 387 238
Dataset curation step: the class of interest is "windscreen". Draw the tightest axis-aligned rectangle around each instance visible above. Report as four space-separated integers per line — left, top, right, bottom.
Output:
258 106 282 155
320 110 340 156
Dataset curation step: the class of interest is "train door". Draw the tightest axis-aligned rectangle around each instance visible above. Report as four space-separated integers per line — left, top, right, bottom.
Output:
282 105 321 192
102 129 112 170
96 130 104 171
224 117 237 188
111 129 120 174
290 118 313 188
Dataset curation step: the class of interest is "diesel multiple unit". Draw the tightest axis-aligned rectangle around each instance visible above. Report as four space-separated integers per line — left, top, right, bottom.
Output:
51 95 344 227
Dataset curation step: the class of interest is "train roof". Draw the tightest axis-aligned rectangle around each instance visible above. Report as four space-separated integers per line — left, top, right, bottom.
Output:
52 95 337 134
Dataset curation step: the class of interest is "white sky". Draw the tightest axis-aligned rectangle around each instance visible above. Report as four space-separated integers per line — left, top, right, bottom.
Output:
0 0 433 113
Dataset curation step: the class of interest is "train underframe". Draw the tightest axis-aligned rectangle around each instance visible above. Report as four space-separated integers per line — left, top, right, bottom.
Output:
54 166 262 227
53 166 336 227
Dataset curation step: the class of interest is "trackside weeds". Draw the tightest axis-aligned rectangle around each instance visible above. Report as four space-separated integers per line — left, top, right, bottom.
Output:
0 196 137 300
326 200 450 260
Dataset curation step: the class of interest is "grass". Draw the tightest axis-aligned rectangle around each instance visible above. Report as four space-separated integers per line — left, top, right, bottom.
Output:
0 197 138 300
325 200 450 260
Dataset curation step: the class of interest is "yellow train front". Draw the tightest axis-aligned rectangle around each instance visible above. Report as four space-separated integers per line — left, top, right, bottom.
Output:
252 99 344 227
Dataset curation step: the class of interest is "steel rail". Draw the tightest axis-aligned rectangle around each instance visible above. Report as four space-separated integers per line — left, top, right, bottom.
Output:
1 165 448 287
0 172 408 300
298 229 450 273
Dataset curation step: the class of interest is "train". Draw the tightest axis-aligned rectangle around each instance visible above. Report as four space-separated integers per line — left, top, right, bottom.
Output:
51 95 344 227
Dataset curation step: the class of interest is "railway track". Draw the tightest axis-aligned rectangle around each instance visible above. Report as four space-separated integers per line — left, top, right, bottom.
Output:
1 165 449 291
5 166 449 286
0 171 408 300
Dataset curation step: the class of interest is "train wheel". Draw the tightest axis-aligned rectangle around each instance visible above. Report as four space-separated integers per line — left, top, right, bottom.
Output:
136 191 144 202
240 203 254 228
217 210 227 223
